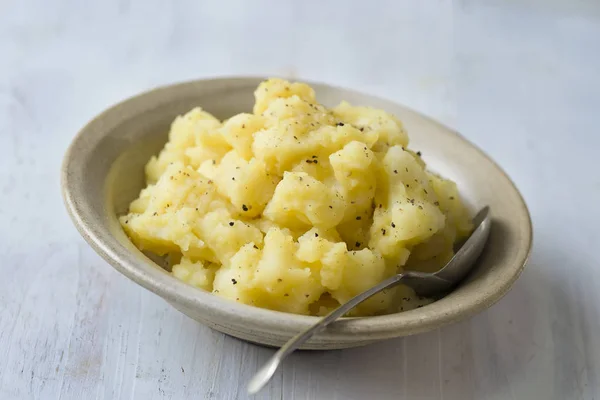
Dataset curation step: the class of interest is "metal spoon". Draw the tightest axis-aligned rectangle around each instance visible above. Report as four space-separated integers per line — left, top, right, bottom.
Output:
248 206 491 395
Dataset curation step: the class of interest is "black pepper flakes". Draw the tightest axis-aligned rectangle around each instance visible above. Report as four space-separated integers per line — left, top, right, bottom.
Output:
434 201 440 206
359 127 364 132
314 233 319 237
229 221 234 226
356 216 361 220
381 229 386 235
449 196 455 200
329 205 333 209
416 151 422 157
355 242 361 247
418 205 423 210
394 170 398 174
391 222 396 228
231 278 237 285
337 122 345 126
242 204 248 212
253 245 259 249
284 293 289 297
277 278 282 282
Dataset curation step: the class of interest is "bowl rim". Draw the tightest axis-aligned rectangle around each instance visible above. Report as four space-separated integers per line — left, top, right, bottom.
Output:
61 75 533 338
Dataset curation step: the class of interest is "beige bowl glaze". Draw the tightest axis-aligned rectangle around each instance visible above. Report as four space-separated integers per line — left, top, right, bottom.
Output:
61 77 532 349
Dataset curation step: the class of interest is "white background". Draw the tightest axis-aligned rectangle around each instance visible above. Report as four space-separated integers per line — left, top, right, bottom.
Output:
1 1 599 399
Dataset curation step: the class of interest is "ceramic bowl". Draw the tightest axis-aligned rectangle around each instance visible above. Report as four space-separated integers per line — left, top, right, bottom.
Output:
61 77 532 349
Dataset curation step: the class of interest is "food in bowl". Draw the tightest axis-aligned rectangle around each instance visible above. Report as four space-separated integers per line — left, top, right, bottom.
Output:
120 78 473 316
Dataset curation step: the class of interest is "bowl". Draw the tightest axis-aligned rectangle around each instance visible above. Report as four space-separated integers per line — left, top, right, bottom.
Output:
61 77 532 349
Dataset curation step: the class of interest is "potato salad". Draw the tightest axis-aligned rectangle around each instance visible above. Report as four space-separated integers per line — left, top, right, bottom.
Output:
120 78 472 316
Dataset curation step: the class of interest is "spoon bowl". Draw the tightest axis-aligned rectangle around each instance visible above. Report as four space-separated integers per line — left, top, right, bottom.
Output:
402 206 491 297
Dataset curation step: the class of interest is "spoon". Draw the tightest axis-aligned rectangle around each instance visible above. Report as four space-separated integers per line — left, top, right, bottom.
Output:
248 206 491 395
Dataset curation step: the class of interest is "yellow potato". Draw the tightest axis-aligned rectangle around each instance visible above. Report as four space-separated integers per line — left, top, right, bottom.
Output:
121 78 473 316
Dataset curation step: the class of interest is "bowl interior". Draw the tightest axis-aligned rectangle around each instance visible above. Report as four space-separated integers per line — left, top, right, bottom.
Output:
62 77 531 348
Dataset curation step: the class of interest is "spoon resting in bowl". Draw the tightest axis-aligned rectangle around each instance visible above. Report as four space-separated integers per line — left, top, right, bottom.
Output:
248 206 491 395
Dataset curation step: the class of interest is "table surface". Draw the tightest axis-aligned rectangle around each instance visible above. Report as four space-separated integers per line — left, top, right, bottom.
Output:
1 1 599 399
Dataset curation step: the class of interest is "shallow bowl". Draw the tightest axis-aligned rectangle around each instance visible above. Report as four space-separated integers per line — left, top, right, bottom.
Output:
61 77 532 349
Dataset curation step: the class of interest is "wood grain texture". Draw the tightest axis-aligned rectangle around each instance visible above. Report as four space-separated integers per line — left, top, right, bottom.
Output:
1 0 599 399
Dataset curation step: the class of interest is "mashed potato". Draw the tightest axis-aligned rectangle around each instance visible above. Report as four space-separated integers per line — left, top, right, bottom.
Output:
120 78 473 316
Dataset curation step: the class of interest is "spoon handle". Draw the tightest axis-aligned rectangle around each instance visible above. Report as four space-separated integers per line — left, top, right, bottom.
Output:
247 273 406 394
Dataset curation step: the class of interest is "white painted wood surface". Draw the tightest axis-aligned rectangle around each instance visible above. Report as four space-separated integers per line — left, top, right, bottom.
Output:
1 1 599 399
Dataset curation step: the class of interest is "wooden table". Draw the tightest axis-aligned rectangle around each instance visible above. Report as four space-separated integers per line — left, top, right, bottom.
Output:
1 1 599 399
